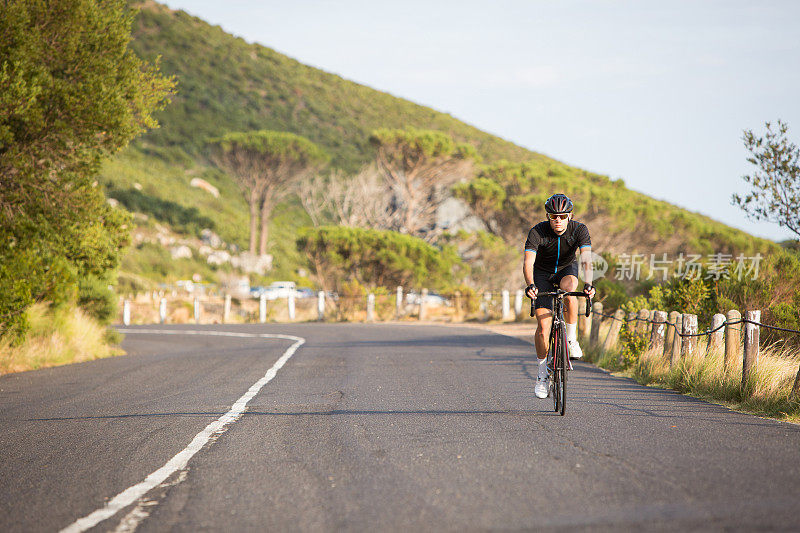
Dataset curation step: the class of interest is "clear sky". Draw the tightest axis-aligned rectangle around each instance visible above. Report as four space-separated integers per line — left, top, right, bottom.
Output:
161 0 800 242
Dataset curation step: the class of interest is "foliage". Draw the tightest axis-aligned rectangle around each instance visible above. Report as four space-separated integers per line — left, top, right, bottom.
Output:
716 249 800 345
618 325 649 369
128 3 535 172
77 275 118 324
0 303 122 375
0 0 173 340
208 129 328 255
297 226 461 293
455 160 776 256
106 185 216 237
210 130 329 164
370 128 477 239
99 149 250 247
732 120 800 238
442 231 517 290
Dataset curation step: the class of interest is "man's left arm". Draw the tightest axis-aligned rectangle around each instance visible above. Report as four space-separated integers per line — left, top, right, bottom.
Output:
578 224 595 298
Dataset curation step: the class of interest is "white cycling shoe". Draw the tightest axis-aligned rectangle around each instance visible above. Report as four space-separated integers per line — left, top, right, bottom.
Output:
535 375 550 398
568 339 583 359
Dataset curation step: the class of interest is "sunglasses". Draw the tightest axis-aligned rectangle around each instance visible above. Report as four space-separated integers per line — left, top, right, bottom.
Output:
547 213 570 221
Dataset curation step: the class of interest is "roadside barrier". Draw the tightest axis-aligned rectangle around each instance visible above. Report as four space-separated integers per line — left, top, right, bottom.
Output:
586 302 800 391
118 287 800 397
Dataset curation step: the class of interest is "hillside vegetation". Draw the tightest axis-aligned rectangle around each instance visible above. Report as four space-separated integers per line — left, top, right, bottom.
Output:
99 1 777 293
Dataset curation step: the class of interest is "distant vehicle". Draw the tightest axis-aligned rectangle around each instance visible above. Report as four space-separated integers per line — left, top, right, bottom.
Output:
405 291 450 307
261 281 296 300
249 286 266 298
295 288 316 299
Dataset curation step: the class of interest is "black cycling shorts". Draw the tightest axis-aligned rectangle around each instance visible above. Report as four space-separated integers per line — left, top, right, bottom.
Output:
533 262 579 311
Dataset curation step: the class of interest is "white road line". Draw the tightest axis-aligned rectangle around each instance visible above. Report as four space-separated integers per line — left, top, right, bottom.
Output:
60 329 305 533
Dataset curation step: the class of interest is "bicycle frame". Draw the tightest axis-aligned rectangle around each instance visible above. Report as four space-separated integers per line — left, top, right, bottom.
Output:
529 288 592 415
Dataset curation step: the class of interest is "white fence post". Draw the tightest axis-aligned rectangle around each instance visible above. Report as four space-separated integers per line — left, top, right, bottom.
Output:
742 310 761 387
367 293 375 322
317 291 325 321
288 292 296 321
514 289 523 319
501 290 512 321
123 299 131 326
223 294 231 324
259 294 267 324
194 297 201 324
159 298 167 324
708 313 725 355
396 286 403 318
419 288 428 321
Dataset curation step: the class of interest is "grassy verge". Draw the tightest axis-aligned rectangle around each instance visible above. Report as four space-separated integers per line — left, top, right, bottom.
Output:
0 303 124 375
583 330 800 424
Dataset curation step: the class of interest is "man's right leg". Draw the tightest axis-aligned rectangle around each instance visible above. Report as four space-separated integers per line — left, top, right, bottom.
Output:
534 308 553 398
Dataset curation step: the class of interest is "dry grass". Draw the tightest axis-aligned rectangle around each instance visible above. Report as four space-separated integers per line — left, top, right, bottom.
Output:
584 330 800 423
0 303 124 375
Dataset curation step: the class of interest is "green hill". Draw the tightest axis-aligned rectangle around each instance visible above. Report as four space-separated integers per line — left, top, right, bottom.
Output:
102 1 777 289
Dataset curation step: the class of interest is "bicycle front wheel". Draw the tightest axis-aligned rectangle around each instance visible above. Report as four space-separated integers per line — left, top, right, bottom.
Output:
557 322 567 415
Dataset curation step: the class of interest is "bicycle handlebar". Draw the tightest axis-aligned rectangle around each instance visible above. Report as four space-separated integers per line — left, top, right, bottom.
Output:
528 289 592 318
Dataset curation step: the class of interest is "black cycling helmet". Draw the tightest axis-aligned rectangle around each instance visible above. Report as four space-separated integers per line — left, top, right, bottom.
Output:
544 193 573 214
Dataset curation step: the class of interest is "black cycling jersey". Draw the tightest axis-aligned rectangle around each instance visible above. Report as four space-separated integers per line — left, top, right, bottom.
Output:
524 219 592 275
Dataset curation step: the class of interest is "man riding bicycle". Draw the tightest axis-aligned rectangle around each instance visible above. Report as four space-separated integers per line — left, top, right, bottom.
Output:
523 193 596 399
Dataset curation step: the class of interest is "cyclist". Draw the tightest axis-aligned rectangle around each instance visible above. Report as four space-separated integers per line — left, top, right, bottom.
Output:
523 193 596 399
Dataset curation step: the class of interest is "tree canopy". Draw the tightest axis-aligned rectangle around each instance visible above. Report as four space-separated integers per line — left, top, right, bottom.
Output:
732 120 800 239
0 0 174 339
209 130 328 255
297 226 461 293
369 128 478 240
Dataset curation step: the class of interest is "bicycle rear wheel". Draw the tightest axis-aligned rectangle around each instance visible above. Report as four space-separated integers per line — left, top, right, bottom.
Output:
550 329 560 413
557 322 567 415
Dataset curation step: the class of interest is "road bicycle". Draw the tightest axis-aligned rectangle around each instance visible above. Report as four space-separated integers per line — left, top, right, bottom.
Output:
530 289 592 415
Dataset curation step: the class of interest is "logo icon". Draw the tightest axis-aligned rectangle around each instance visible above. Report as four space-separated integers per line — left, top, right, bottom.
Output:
579 251 608 282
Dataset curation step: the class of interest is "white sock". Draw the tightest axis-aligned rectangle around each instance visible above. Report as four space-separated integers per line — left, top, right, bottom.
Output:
566 322 577 342
538 357 548 377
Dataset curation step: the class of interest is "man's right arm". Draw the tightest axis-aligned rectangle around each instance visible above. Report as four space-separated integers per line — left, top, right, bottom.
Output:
523 250 536 298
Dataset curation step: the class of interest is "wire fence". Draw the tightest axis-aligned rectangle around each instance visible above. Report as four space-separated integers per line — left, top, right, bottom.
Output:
591 310 800 338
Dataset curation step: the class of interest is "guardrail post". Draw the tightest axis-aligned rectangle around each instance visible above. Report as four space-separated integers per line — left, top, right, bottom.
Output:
259 294 267 324
725 309 741 370
454 291 463 322
396 286 403 318
665 310 679 359
123 299 131 326
366 293 375 322
742 310 761 387
317 291 325 321
602 309 625 352
670 314 683 366
501 290 511 321
483 292 492 322
419 288 428 321
589 302 603 346
650 310 667 352
681 313 698 357
514 289 523 320
579 299 592 340
159 298 167 324
637 309 649 335
288 292 296 321
223 294 231 324
194 297 201 324
708 313 725 355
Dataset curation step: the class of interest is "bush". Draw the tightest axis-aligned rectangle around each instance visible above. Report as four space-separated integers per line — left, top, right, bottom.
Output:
77 275 118 324
297 226 461 293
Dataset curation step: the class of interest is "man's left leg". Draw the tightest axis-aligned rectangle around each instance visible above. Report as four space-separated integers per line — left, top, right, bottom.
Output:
559 273 583 359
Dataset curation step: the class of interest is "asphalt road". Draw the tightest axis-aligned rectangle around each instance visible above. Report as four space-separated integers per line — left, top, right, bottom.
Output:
1 323 798 532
